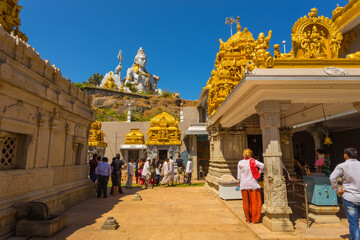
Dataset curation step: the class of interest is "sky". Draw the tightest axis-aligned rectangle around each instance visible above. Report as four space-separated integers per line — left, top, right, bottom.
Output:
19 0 348 100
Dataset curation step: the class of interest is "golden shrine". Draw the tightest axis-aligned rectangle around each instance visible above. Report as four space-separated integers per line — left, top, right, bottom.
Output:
145 112 181 146
206 17 274 116
206 7 360 117
88 121 108 147
125 129 144 144
103 72 117 90
0 0 27 42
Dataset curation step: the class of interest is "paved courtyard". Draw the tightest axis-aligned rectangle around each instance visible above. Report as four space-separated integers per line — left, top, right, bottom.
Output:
34 186 258 240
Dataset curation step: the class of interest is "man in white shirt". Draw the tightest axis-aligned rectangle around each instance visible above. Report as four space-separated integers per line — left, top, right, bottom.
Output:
186 157 193 185
161 158 171 187
169 156 175 186
142 158 151 189
330 148 360 240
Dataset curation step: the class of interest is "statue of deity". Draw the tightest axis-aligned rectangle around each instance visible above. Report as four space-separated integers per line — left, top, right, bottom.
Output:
124 47 160 92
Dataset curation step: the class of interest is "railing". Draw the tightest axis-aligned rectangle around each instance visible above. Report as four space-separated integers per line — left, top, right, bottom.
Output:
289 180 310 228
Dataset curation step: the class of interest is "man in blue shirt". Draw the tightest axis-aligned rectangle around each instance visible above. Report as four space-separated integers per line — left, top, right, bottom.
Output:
330 148 360 240
95 157 111 198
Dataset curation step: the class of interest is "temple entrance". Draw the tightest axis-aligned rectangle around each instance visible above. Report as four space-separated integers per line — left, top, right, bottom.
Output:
159 150 168 161
128 150 139 161
247 135 263 161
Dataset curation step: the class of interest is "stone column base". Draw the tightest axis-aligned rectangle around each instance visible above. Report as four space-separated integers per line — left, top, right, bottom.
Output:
262 213 294 232
308 204 340 224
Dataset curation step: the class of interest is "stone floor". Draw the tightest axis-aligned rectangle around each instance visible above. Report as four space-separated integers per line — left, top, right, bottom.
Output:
31 186 259 240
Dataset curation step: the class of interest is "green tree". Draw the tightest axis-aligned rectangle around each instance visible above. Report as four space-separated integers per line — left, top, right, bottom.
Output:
87 73 103 86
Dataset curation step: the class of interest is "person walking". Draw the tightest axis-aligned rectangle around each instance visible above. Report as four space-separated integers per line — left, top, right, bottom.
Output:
142 158 151 189
186 157 193 185
138 159 145 185
176 154 185 183
95 157 111 198
169 156 175 186
111 154 126 194
237 148 264 224
155 161 161 185
89 154 98 183
150 158 157 188
161 158 171 187
125 159 134 188
330 148 360 240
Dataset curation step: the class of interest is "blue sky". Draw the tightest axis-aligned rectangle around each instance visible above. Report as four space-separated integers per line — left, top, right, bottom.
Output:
20 0 348 100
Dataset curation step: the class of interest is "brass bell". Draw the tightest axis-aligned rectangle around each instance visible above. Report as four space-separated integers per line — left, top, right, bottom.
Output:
324 135 333 145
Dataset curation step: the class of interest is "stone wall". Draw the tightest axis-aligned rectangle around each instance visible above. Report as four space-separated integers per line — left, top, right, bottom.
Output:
83 86 151 99
0 25 94 238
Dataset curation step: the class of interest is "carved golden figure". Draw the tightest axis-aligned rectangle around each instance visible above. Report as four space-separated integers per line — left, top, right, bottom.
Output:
103 72 117 90
89 121 108 147
290 8 343 59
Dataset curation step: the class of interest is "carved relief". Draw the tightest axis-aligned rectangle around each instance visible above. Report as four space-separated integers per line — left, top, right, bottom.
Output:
125 129 144 144
291 8 343 59
207 17 274 116
2 100 34 124
88 121 107 147
146 112 181 146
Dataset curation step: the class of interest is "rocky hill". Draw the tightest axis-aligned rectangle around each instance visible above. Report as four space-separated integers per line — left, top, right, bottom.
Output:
91 93 198 122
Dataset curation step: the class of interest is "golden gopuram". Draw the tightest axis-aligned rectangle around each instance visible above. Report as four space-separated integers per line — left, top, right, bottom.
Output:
146 112 182 160
206 17 274 116
125 129 145 144
205 7 360 117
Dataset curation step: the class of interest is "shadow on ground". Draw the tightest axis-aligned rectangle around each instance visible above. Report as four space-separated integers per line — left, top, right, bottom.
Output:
31 186 145 240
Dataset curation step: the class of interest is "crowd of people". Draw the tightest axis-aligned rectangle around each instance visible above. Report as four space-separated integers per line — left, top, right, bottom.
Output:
88 153 194 198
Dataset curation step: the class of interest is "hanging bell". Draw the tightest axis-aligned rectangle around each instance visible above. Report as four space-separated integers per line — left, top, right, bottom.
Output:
324 135 333 145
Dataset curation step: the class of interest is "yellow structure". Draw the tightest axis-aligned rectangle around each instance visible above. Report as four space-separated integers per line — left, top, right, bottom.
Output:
103 72 117 90
125 129 144 144
0 0 27 42
89 121 108 147
206 17 274 116
146 112 181 145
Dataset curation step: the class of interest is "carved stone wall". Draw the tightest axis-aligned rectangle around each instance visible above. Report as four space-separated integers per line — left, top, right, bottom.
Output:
0 25 94 237
205 123 246 195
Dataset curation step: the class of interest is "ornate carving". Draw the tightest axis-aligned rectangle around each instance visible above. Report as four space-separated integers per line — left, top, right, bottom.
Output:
346 51 360 60
291 8 343 59
103 72 117 90
339 31 356 56
207 17 274 116
324 67 347 75
125 129 144 144
0 0 28 41
88 121 108 147
145 112 181 146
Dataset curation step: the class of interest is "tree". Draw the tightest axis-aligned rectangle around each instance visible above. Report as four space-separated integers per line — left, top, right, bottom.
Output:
86 73 103 86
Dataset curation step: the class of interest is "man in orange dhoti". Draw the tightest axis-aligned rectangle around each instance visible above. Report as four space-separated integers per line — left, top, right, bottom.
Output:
237 149 264 223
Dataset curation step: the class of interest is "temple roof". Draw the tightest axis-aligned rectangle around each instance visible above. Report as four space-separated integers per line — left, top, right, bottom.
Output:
125 129 144 144
146 112 181 146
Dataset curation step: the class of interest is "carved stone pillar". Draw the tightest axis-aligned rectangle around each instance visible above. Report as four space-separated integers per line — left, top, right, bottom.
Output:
205 122 246 196
256 100 293 232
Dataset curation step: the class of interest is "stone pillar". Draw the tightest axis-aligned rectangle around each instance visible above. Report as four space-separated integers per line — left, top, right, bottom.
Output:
256 100 293 232
205 122 245 196
190 135 198 180
124 150 129 161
